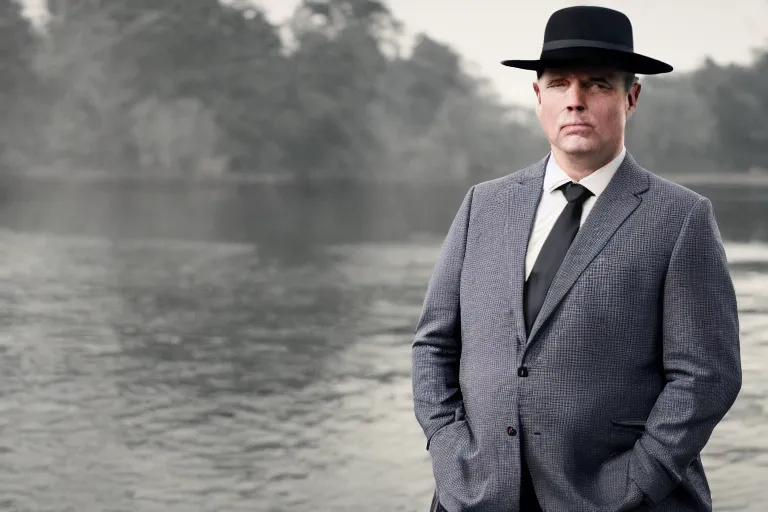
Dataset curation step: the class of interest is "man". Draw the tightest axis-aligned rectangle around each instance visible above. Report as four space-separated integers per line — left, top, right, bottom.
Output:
412 6 741 512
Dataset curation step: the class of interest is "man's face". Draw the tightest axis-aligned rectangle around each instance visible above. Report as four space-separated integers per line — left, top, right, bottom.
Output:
532 66 640 158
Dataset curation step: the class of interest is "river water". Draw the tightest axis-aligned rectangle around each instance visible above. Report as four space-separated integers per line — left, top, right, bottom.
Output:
0 177 764 511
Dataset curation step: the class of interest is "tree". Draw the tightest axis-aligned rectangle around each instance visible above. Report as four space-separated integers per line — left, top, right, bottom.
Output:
40 0 288 172
625 73 717 173
277 0 396 176
0 0 40 166
36 0 140 168
695 53 768 170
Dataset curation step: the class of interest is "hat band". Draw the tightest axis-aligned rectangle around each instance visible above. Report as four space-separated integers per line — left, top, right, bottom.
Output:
542 39 634 53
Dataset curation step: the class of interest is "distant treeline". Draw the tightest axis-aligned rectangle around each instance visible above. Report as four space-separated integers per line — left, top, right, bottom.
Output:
0 0 766 179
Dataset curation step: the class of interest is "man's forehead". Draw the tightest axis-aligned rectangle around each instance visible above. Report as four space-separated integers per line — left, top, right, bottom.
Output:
540 66 624 80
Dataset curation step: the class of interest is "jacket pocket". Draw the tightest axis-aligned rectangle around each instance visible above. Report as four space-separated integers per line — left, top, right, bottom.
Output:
426 404 467 450
610 419 646 432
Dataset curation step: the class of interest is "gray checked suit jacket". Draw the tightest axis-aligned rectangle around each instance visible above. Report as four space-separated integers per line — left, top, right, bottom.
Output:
411 152 742 511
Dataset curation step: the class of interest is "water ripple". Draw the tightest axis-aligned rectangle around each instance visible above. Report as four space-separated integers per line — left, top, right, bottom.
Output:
0 232 763 511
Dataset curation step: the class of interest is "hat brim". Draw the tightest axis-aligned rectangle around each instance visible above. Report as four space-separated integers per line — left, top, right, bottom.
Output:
501 47 672 75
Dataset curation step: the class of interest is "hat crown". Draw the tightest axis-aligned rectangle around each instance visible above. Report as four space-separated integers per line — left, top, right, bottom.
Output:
500 5 672 75
544 6 633 50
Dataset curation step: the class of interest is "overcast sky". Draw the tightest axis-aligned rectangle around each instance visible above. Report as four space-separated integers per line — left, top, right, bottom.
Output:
21 0 768 106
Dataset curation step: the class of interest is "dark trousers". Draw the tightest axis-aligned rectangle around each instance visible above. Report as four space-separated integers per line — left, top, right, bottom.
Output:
520 453 544 511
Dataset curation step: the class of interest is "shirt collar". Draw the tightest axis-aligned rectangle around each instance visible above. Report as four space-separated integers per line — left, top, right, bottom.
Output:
543 146 626 197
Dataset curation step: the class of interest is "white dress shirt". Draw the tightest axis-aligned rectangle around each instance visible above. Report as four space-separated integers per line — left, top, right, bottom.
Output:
525 147 626 280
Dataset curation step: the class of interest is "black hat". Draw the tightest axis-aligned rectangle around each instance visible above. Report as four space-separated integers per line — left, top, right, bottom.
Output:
501 6 672 75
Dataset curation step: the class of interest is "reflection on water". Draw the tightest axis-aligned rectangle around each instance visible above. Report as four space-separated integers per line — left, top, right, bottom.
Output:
0 180 764 511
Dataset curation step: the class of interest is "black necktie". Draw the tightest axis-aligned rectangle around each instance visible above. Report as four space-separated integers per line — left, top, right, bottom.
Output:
524 182 594 334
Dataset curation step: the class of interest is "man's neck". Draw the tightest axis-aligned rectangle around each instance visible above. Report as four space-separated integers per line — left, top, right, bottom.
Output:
551 145 623 182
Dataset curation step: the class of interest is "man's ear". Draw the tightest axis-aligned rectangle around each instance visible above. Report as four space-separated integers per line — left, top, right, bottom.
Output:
532 82 543 117
627 82 641 115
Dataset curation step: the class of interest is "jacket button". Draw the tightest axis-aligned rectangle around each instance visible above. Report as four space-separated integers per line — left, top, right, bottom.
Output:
507 426 517 436
517 366 529 377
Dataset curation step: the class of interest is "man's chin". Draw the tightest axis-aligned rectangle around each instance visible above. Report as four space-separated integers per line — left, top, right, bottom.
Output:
556 142 598 156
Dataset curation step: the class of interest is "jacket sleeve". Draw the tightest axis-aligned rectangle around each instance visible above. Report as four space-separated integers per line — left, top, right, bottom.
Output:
412 186 474 450
629 197 742 504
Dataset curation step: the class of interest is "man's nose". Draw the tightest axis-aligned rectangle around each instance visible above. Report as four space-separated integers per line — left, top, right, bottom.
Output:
565 85 586 111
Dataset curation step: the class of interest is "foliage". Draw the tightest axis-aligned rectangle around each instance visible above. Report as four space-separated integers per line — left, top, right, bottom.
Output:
0 0 764 177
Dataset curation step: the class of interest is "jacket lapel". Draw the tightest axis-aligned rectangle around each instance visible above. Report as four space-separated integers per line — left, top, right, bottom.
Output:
507 157 547 345
525 152 650 345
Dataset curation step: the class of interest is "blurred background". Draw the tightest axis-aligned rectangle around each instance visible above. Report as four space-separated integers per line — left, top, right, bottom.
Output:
0 0 764 510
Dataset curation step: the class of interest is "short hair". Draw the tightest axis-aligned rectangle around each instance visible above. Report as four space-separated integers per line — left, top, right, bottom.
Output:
536 69 638 91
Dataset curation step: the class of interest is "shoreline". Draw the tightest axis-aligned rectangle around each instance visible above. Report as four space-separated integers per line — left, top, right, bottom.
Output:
3 169 768 187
